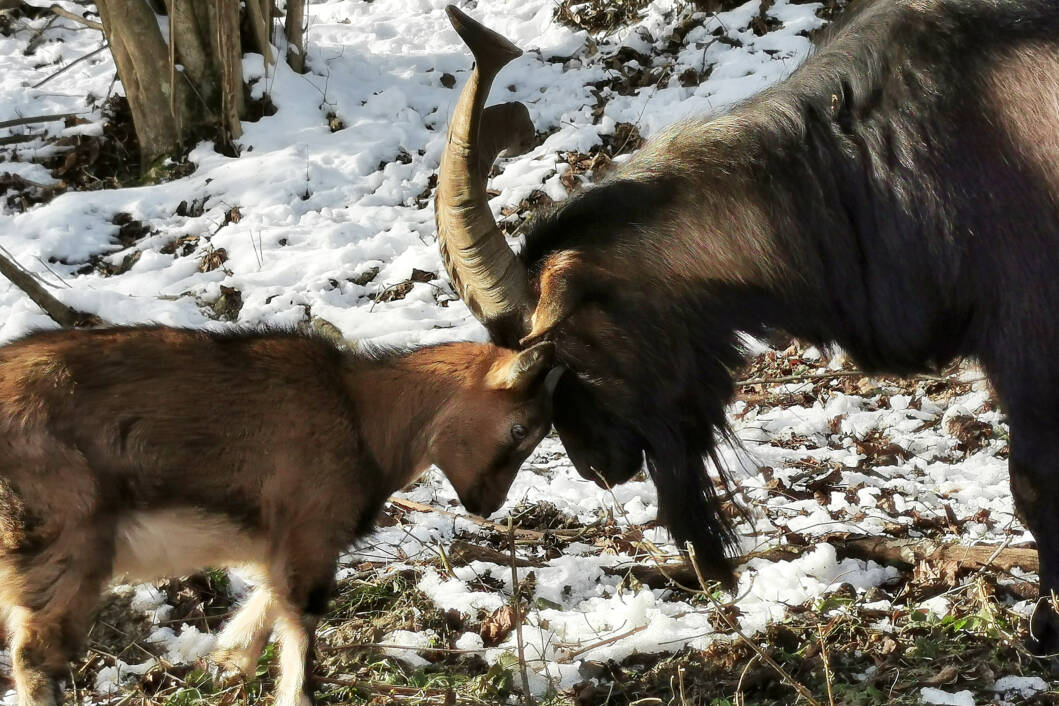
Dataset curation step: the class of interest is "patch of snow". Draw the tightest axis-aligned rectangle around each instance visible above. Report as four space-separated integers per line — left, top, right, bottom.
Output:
993 675 1048 699
381 629 438 667
920 687 976 705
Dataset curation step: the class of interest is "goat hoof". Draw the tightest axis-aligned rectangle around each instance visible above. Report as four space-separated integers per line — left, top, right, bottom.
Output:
1028 598 1059 656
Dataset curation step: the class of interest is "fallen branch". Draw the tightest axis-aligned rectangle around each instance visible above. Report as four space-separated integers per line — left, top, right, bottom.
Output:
0 249 100 327
509 518 535 706
601 536 1039 590
388 497 585 540
49 3 102 30
393 498 1039 585
447 539 540 568
557 624 648 663
318 642 484 655
0 132 46 146
832 536 1038 574
32 43 109 89
736 369 951 387
602 560 698 589
313 675 487 705
0 173 54 191
0 113 80 129
690 543 825 706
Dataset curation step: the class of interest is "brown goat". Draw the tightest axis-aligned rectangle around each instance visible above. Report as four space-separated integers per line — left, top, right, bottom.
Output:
0 326 557 706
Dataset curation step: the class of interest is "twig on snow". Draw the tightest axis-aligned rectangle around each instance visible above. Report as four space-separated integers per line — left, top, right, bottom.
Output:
557 624 648 663
735 369 951 387
0 112 81 129
688 542 825 706
48 4 102 30
0 131 46 145
387 496 585 540
34 256 72 288
32 42 109 89
313 675 488 704
509 516 535 706
318 642 486 655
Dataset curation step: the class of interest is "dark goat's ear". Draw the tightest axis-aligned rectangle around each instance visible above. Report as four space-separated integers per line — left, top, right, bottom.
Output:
486 342 555 391
543 366 565 396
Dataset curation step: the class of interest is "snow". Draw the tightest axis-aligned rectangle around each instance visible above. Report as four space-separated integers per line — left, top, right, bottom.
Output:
993 675 1048 699
0 0 1049 701
381 629 438 667
920 687 976 706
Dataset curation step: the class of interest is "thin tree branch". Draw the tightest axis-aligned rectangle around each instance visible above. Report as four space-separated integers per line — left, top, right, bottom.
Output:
689 543 825 706
32 43 108 89
387 497 586 539
0 113 80 129
557 624 648 663
736 369 951 387
0 249 101 327
510 517 535 706
49 4 103 30
0 132 46 145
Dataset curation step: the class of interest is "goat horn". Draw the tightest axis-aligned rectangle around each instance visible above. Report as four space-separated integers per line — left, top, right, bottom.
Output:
436 5 534 343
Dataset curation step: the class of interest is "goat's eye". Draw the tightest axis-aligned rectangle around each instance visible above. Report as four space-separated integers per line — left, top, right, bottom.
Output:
511 424 528 442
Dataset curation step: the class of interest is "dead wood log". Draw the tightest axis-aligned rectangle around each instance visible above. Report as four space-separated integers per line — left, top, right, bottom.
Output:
834 536 1038 574
601 537 1039 590
391 499 1039 585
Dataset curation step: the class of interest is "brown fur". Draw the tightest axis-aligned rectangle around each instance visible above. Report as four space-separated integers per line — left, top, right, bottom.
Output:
0 326 554 706
983 44 1059 194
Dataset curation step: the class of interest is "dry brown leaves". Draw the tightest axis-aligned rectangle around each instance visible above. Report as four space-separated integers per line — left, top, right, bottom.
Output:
479 604 519 647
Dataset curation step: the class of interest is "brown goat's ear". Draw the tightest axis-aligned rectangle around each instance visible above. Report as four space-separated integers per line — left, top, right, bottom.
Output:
486 342 555 391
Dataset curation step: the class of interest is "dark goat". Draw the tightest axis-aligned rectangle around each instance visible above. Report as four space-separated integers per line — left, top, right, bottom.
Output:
0 327 556 705
435 0 1059 648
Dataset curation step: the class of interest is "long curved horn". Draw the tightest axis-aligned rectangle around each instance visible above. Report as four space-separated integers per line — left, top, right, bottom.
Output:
436 5 534 344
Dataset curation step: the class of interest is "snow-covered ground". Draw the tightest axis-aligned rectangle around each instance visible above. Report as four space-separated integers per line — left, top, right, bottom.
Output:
0 0 1054 704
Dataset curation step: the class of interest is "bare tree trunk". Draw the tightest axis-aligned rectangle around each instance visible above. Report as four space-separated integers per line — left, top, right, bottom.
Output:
169 0 220 113
245 0 273 65
96 0 248 167
96 0 185 165
210 0 244 140
285 0 306 73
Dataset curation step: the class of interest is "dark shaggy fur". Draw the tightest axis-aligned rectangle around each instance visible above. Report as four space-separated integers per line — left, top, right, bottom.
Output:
508 0 1059 637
